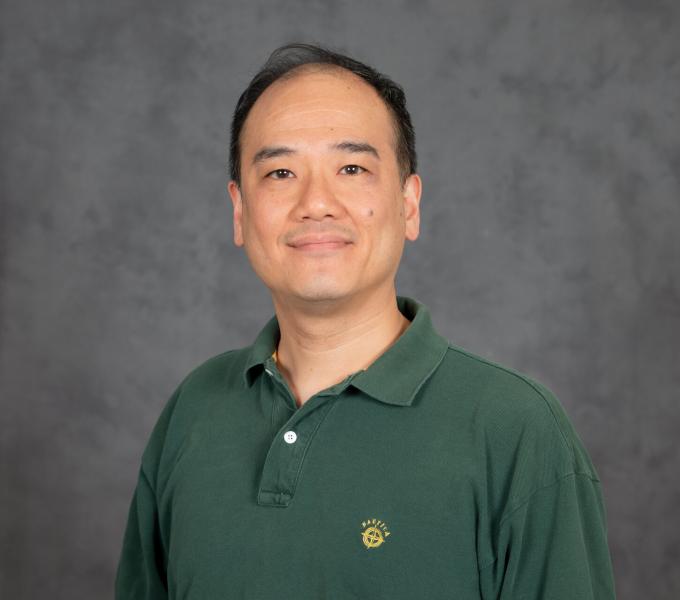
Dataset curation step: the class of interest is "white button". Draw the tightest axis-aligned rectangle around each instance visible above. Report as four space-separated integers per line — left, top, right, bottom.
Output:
283 431 297 444
264 368 273 376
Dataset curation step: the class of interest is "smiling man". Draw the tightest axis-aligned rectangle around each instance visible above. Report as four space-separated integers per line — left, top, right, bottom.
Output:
115 43 616 599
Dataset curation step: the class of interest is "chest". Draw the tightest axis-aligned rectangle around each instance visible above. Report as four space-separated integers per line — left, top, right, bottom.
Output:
159 392 485 599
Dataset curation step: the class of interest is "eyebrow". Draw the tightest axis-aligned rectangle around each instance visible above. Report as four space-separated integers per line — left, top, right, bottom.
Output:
330 141 380 159
252 146 296 164
251 140 380 165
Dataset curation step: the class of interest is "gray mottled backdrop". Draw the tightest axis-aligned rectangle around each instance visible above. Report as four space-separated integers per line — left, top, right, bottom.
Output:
1 0 678 598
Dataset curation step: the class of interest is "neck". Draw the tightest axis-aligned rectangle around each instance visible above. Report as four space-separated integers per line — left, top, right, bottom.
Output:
270 288 410 407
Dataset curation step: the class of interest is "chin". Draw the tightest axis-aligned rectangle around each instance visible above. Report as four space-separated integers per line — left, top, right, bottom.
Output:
282 279 354 304
294 288 349 303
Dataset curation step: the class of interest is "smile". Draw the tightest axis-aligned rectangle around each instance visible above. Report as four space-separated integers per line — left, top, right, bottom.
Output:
291 241 352 252
288 232 354 253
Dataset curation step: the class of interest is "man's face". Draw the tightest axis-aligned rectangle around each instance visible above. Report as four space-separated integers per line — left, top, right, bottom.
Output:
228 67 421 307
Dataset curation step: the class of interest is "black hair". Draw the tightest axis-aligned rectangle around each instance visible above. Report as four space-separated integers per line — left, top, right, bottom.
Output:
228 42 417 187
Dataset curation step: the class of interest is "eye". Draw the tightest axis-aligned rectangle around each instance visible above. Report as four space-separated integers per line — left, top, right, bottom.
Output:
266 168 294 179
339 164 366 176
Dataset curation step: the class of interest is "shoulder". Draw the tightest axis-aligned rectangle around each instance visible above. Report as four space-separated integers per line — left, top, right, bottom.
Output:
139 346 251 485
175 347 248 394
431 342 600 483
161 344 253 419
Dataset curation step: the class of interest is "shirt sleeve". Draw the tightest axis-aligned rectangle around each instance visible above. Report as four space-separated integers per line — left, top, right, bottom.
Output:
478 471 616 599
114 382 185 600
114 465 168 599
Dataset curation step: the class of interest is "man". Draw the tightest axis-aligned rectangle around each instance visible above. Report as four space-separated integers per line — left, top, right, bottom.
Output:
115 43 616 599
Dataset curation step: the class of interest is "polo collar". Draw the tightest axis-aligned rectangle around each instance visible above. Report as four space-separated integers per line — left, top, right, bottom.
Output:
242 295 449 407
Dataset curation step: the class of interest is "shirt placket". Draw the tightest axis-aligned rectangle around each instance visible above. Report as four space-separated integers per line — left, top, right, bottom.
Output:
257 357 358 508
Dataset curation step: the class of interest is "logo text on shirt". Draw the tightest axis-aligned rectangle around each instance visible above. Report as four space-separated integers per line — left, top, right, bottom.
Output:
360 518 391 549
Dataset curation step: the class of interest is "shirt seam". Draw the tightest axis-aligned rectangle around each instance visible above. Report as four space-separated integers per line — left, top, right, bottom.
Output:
446 343 577 463
184 348 238 388
140 461 158 495
477 471 601 571
165 349 239 409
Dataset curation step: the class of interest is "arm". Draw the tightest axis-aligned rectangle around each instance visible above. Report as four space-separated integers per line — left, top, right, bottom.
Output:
114 466 168 599
474 375 617 599
478 466 616 598
114 383 185 600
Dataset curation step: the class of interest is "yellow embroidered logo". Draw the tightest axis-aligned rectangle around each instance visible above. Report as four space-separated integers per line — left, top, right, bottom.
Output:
360 518 391 549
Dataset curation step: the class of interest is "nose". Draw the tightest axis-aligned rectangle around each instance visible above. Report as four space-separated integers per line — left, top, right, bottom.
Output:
293 170 345 222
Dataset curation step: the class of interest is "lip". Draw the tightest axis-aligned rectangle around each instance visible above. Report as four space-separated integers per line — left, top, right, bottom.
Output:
288 234 353 249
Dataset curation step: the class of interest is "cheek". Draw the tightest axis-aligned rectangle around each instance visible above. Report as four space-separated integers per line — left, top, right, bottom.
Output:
245 202 280 236
357 206 377 236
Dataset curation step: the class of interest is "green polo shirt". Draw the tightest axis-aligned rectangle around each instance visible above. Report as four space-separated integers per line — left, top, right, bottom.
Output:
115 296 615 599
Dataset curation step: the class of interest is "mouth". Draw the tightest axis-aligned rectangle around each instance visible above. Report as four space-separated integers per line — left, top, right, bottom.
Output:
290 240 353 253
288 234 353 252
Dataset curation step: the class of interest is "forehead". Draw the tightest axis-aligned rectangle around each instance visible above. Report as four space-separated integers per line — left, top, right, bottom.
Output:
240 67 396 153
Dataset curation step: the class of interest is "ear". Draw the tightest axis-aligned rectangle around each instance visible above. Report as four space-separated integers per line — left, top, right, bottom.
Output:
402 173 421 242
227 180 245 247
